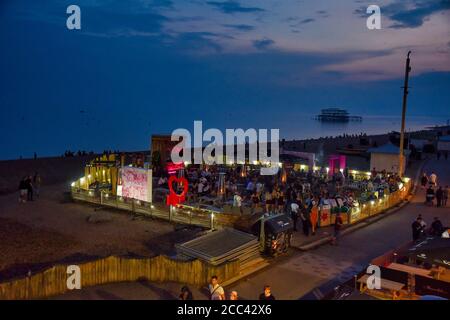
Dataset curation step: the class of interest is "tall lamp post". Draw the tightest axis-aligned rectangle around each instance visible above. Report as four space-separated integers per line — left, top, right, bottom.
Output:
399 51 412 177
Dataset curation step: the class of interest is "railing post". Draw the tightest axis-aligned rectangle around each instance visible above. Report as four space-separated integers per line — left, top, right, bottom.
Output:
210 213 214 230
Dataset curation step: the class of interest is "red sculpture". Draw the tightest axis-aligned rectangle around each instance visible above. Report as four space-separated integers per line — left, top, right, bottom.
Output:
166 175 188 206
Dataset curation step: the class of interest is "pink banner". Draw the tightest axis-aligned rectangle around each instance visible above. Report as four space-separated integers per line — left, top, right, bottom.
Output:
121 167 148 202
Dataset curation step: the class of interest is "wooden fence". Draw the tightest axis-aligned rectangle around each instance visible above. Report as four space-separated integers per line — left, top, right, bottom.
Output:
0 255 240 300
71 188 243 229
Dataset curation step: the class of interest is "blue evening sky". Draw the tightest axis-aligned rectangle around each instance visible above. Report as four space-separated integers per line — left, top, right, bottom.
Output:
0 0 449 159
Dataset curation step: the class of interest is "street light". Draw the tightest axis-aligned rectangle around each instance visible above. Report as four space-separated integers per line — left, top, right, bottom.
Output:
399 51 412 177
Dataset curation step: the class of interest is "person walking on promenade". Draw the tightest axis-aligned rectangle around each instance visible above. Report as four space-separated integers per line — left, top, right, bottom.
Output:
421 173 428 189
418 214 427 231
412 217 425 241
436 186 444 207
331 212 343 245
437 151 441 160
431 217 444 236
443 186 449 207
208 276 225 301
179 286 194 300
229 291 239 301
259 285 276 300
445 151 448 160
426 186 435 206
429 172 437 186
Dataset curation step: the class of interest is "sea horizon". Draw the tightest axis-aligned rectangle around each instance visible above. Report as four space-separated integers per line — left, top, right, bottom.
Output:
2 114 448 162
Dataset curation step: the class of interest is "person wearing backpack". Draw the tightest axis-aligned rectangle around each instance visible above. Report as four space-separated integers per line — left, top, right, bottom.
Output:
208 276 225 300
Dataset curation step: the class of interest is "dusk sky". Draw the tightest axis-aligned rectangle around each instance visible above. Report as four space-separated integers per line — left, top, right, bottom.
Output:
1 0 449 159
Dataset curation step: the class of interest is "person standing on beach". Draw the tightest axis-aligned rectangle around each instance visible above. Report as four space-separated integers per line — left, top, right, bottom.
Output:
18 177 27 203
25 176 33 201
33 172 41 199
443 186 449 207
436 186 443 208
290 201 299 231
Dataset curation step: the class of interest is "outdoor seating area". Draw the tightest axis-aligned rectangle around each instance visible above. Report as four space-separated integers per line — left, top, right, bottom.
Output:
359 235 450 300
70 150 412 234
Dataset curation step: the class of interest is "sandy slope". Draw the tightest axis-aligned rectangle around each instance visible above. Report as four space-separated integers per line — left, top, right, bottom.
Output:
0 183 202 280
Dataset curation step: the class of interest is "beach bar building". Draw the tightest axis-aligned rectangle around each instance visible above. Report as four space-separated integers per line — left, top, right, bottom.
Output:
437 135 450 152
367 143 411 174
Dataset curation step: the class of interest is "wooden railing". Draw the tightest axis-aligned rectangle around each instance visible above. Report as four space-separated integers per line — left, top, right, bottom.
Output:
0 255 240 300
72 178 411 230
347 179 411 224
71 188 244 229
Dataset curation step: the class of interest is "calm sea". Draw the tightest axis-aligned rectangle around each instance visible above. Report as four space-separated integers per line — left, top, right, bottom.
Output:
278 115 450 140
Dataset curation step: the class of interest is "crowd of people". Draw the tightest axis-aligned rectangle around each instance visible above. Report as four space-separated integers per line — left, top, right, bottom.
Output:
156 163 407 236
421 172 449 207
63 150 95 157
412 214 446 241
178 275 275 301
18 173 41 203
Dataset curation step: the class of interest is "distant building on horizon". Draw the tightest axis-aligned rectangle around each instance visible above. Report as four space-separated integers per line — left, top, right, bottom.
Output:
367 143 410 174
315 108 362 122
